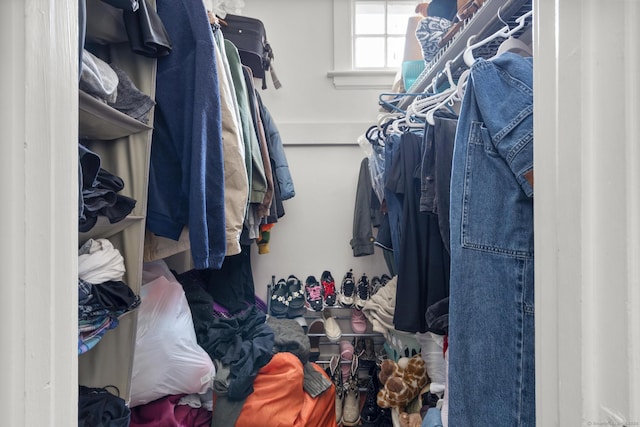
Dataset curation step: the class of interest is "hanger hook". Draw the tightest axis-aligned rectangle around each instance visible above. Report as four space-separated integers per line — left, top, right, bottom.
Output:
497 5 509 28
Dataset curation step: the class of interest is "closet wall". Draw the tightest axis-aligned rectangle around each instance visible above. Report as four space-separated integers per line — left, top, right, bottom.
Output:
241 0 391 301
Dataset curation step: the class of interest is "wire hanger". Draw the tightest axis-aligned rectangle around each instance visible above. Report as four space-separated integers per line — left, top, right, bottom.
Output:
463 8 533 67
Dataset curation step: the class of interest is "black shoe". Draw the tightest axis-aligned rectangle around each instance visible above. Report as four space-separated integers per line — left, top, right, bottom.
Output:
376 407 393 427
360 381 380 425
360 365 382 426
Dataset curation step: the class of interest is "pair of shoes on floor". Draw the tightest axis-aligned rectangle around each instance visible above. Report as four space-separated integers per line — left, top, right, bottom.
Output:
270 275 306 318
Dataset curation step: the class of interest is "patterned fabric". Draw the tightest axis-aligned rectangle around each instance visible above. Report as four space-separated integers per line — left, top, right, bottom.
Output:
415 16 452 63
77 278 141 354
377 355 428 411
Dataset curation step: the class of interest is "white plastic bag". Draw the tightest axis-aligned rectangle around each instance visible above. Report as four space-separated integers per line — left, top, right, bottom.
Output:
129 261 215 407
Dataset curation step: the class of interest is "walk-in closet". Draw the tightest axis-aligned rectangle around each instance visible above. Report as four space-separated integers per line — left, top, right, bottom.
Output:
2 0 640 426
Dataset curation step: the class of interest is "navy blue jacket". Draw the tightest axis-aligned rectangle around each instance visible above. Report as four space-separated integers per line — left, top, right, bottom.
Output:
148 0 226 269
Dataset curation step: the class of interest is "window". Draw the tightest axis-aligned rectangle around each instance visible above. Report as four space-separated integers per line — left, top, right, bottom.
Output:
354 1 417 69
328 0 417 89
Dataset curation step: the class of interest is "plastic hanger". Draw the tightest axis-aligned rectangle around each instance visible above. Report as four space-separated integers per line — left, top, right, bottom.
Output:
496 35 532 57
425 68 470 125
463 9 533 67
410 60 457 117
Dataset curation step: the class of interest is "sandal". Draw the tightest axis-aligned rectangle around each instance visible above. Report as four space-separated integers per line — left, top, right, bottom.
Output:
269 278 289 317
287 275 305 307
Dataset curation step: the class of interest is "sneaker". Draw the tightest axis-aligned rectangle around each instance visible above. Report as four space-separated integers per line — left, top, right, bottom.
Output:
370 275 384 297
320 270 337 306
323 308 342 341
326 355 344 425
350 307 367 334
339 269 356 307
341 355 361 426
305 275 324 312
355 273 370 309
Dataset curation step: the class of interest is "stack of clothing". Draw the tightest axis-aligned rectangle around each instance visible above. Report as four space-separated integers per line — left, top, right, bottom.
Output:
78 144 137 233
78 238 140 354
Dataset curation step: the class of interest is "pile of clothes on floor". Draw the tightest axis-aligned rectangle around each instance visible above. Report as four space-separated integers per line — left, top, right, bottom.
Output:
79 258 337 427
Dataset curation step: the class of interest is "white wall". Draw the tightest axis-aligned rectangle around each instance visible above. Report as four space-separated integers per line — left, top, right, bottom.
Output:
0 0 77 425
535 1 640 425
242 0 392 301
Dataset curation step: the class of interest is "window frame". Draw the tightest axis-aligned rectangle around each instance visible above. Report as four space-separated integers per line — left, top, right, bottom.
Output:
327 0 402 89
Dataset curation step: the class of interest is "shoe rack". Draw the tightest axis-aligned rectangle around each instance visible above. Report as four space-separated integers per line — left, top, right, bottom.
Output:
304 306 385 386
78 0 158 404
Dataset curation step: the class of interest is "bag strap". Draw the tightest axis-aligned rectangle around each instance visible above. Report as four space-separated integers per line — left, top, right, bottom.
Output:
260 42 282 90
270 65 282 90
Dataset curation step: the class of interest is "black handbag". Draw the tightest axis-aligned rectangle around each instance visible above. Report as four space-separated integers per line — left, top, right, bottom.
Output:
221 14 281 90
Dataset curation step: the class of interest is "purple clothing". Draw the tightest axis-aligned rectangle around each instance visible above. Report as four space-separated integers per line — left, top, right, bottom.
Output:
130 394 211 427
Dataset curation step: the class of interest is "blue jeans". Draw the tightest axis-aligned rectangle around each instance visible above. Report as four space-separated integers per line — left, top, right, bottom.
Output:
384 133 403 270
448 52 535 426
422 407 443 427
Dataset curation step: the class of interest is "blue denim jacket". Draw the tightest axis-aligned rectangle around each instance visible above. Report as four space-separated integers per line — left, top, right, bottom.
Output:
448 52 535 426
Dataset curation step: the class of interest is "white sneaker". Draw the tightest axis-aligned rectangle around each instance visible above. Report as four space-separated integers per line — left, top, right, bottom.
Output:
323 308 342 342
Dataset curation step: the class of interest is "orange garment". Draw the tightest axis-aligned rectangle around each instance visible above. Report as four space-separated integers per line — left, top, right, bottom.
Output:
235 352 337 427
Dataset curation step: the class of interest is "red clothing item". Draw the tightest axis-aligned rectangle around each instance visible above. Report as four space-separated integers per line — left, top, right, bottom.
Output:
130 394 211 427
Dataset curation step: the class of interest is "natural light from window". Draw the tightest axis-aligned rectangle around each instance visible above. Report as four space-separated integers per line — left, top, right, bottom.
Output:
354 0 417 69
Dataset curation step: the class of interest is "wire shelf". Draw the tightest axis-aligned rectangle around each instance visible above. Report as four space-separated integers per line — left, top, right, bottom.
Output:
395 0 533 111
